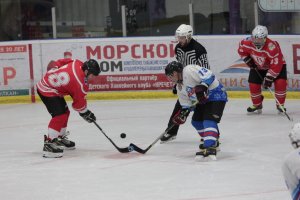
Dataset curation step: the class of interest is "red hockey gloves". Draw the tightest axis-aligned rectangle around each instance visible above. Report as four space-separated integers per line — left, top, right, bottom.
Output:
263 76 274 89
79 110 96 123
194 84 209 104
243 56 257 69
172 109 190 125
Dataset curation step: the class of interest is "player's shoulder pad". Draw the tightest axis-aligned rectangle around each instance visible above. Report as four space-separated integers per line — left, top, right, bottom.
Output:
241 37 252 45
266 40 279 52
75 59 84 65
264 40 281 57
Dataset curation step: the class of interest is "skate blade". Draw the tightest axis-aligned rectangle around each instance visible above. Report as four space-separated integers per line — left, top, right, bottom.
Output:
160 136 176 144
43 151 63 158
247 109 262 115
195 155 217 162
64 146 76 150
58 146 75 150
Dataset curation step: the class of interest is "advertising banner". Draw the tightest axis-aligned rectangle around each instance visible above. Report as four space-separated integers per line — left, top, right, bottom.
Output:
38 37 177 91
0 44 33 96
0 35 299 99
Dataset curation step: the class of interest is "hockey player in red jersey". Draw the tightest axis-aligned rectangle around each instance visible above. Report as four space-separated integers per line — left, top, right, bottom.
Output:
37 59 100 158
46 51 73 71
238 25 287 114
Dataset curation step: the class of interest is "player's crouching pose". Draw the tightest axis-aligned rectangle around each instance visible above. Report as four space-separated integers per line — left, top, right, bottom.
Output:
37 59 100 158
238 25 287 114
164 61 227 161
282 123 300 200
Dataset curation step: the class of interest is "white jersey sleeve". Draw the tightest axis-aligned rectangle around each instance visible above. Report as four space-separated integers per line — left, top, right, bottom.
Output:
176 64 227 108
282 148 300 200
176 84 193 108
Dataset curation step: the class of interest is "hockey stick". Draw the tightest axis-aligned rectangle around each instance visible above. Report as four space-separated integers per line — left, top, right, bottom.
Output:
254 68 293 121
93 121 134 153
129 123 176 154
128 107 193 154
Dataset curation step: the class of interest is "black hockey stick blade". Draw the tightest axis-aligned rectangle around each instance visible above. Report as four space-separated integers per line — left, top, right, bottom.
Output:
127 124 177 154
109 138 133 153
126 104 198 155
128 143 148 154
93 121 133 153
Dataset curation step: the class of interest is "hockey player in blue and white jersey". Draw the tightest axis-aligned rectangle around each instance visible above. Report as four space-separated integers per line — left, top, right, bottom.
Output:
160 24 210 143
164 61 227 161
282 123 300 200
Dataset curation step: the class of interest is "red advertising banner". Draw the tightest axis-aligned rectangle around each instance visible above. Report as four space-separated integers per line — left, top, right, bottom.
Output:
88 73 173 91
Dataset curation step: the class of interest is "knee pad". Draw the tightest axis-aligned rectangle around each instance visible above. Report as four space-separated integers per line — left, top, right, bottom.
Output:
192 120 204 135
49 112 70 132
203 120 219 137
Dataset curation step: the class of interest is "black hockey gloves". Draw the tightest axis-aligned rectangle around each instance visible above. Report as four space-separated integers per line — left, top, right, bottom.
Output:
172 84 177 94
172 108 190 125
263 76 274 89
243 56 257 69
79 110 96 123
194 84 209 104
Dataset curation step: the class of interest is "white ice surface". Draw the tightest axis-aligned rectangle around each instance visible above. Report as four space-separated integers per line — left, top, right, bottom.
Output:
0 98 299 200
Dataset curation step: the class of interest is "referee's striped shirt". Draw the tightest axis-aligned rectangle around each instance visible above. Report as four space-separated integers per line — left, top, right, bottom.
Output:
175 38 210 69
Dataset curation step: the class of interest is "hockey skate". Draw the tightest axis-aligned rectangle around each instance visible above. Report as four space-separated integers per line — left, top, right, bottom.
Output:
195 146 217 162
199 139 221 152
55 132 75 150
247 104 263 114
160 133 177 143
276 105 286 114
43 135 64 158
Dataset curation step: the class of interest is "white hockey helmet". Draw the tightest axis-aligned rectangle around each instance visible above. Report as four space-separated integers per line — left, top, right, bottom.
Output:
289 123 300 149
251 25 268 49
175 24 193 40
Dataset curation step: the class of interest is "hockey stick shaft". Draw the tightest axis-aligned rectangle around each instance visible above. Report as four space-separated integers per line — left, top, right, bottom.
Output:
129 106 194 154
254 68 292 121
266 87 292 121
129 123 176 154
93 121 133 153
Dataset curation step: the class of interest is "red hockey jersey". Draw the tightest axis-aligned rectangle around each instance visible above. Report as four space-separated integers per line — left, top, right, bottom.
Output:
37 59 88 112
238 37 286 78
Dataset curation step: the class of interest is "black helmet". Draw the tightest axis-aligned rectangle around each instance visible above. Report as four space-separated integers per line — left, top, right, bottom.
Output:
165 61 183 76
82 59 100 76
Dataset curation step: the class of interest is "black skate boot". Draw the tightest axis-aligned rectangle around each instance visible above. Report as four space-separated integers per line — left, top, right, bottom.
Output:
247 95 263 114
195 146 217 161
55 132 75 150
247 104 263 114
276 105 286 114
160 132 177 143
43 135 64 158
199 139 221 152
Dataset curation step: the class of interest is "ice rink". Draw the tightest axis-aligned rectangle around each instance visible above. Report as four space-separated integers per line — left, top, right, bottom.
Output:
0 98 299 200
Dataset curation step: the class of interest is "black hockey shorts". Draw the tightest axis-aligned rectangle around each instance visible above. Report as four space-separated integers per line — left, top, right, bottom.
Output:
37 90 69 117
248 64 287 84
192 101 226 123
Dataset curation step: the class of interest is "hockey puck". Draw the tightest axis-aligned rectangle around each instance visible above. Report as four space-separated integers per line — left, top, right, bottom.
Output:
120 133 126 139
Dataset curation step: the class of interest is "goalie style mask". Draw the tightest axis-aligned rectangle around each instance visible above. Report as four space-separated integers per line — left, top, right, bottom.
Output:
82 59 100 76
251 25 268 50
289 123 300 149
175 24 193 47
